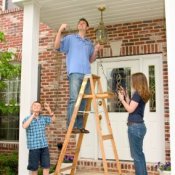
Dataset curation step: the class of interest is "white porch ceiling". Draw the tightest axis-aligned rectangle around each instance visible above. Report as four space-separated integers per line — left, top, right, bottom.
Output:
14 0 165 30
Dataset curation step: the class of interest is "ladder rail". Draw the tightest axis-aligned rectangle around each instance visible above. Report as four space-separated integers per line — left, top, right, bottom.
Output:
54 77 89 175
70 98 92 175
98 78 122 175
90 76 109 175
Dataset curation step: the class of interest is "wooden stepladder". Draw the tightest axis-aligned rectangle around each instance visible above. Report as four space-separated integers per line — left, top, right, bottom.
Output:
54 74 122 175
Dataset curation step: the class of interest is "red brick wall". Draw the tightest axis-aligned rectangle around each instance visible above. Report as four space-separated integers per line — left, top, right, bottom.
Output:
0 9 23 58
0 142 18 153
0 3 168 174
0 0 2 12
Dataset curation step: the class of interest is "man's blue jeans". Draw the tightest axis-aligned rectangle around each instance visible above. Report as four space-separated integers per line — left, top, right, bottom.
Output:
128 123 147 175
67 73 89 129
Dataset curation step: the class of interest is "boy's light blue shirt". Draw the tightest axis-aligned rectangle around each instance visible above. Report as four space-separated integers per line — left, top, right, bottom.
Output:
23 115 51 150
58 34 94 75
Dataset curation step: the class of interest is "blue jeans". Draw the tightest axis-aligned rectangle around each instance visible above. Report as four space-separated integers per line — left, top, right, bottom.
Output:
67 73 89 129
128 123 147 175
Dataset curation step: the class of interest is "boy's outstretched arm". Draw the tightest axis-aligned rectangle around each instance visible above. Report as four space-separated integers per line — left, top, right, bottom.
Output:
44 102 56 122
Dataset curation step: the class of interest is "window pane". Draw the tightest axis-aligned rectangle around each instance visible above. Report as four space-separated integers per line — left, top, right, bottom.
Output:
0 93 7 103
7 128 19 140
0 78 20 105
9 81 13 91
0 115 19 141
5 0 18 10
149 65 156 112
0 129 7 140
0 78 20 141
17 93 20 104
106 67 131 112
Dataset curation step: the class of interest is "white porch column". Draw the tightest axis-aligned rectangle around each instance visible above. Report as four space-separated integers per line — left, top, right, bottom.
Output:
13 0 40 174
165 0 175 174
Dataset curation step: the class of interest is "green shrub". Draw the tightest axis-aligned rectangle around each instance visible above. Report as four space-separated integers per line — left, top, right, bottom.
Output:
0 151 55 175
0 152 18 175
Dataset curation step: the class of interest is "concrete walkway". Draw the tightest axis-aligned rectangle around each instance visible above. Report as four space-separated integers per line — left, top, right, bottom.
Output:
50 171 134 175
76 171 135 175
51 170 120 175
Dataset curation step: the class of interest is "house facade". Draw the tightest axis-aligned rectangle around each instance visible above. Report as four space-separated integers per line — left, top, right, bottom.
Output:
0 0 174 175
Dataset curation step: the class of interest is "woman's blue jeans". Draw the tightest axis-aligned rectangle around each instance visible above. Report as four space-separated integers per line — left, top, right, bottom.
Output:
128 123 147 175
67 73 89 129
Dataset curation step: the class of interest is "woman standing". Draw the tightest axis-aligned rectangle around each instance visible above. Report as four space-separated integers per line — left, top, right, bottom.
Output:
118 72 150 175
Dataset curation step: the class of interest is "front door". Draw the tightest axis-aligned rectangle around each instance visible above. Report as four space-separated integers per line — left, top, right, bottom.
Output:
97 58 139 160
80 54 165 163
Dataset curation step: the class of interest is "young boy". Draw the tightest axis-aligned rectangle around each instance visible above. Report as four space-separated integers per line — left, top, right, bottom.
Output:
23 101 55 175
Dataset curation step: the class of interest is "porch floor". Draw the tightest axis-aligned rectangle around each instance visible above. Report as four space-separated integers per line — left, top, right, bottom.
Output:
51 170 131 175
76 170 117 175
76 171 135 175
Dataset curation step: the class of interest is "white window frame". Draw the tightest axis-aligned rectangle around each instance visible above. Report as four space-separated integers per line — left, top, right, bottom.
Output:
2 0 6 10
2 0 18 11
2 77 20 106
0 77 20 141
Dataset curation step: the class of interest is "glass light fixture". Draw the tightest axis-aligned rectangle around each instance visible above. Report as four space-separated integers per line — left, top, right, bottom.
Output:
96 6 108 44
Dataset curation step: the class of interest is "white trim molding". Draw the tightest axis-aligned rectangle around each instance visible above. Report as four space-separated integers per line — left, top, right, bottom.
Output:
17 1 40 175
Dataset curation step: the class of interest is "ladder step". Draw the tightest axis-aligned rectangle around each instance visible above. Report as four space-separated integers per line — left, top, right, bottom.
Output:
102 134 113 140
78 111 90 114
83 92 114 99
78 110 104 114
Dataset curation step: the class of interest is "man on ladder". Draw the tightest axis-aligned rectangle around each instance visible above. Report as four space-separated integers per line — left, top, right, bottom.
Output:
54 18 121 175
54 18 102 133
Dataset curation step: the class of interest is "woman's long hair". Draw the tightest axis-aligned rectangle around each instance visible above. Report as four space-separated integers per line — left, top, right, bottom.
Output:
132 72 151 103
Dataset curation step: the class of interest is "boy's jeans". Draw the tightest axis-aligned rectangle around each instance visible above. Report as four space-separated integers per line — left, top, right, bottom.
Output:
67 73 89 129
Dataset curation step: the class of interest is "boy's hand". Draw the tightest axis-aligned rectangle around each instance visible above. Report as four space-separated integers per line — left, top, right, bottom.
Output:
32 112 38 118
44 102 54 117
44 102 51 112
32 112 37 118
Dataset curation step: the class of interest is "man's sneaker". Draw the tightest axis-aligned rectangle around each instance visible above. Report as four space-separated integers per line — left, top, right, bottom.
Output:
80 128 90 134
72 128 81 134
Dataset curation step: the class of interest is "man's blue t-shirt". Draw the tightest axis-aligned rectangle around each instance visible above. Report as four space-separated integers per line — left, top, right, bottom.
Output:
128 91 145 123
58 34 94 75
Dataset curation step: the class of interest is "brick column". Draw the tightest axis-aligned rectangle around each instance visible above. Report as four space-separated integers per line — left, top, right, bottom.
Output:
165 0 175 174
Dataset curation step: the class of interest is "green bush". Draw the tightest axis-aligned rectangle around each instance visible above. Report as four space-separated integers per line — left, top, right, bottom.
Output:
0 152 18 175
0 151 55 175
